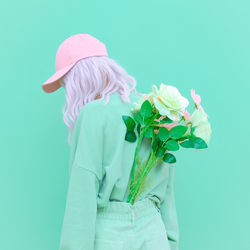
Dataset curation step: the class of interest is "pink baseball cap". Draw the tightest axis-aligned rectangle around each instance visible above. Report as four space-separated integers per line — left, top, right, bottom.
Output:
41 33 108 93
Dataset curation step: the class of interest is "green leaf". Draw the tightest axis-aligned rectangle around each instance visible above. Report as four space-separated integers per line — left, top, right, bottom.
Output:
133 113 143 125
144 126 154 138
159 116 175 123
137 123 141 136
190 126 195 135
144 118 153 127
140 100 152 118
165 139 180 151
122 115 136 131
158 127 169 141
155 147 166 158
163 153 176 163
179 139 194 148
169 125 189 139
125 131 137 142
178 135 191 141
190 136 208 149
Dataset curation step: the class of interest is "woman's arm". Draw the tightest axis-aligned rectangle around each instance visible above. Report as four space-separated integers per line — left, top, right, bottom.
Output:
59 102 105 250
59 165 99 250
159 164 180 250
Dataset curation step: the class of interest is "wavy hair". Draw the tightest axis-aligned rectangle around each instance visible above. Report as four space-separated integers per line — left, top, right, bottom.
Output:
59 56 144 144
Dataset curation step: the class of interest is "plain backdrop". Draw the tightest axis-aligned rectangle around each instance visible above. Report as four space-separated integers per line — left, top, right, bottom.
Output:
1 0 249 249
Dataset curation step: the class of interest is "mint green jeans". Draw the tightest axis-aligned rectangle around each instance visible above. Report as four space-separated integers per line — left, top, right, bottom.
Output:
94 197 171 250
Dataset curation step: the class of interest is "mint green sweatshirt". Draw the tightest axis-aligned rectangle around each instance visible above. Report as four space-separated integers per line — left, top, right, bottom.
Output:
59 91 180 250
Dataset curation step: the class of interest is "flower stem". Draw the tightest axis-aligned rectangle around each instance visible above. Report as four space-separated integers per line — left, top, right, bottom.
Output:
128 151 160 204
127 112 159 203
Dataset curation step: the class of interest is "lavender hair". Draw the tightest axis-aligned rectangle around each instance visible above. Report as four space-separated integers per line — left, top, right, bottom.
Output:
59 56 144 144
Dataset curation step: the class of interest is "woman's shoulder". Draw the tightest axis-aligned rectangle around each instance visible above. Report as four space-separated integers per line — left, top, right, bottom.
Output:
77 91 144 122
78 98 107 118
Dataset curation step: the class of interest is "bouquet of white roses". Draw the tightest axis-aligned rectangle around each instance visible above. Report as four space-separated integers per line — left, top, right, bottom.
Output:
122 83 212 204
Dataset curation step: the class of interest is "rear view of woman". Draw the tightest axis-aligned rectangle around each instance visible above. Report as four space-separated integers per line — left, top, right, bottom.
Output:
41 33 179 250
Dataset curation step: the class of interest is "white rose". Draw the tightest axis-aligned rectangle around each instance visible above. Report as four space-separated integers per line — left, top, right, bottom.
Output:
150 83 189 121
191 109 212 145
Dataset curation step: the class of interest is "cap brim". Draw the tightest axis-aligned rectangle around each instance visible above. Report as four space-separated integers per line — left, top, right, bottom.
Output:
41 62 76 93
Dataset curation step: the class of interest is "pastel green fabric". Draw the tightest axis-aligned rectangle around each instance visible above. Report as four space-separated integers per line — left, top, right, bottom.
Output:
58 91 179 250
94 197 171 250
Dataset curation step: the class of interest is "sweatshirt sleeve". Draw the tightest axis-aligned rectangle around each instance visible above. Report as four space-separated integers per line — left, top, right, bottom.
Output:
159 164 180 250
59 103 105 250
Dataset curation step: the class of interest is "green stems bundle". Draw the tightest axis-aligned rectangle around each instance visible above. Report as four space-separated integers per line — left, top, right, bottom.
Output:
127 113 159 204
127 136 159 204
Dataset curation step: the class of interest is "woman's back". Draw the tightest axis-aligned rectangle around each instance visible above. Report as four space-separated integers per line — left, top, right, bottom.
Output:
59 91 179 250
69 91 169 207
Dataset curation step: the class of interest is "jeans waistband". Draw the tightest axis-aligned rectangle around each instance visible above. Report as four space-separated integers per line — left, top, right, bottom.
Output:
97 197 160 221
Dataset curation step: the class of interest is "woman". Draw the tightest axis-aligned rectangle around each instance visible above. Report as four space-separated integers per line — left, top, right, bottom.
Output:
41 34 179 250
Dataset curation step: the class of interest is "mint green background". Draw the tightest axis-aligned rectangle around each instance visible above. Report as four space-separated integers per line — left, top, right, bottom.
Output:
1 0 249 249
